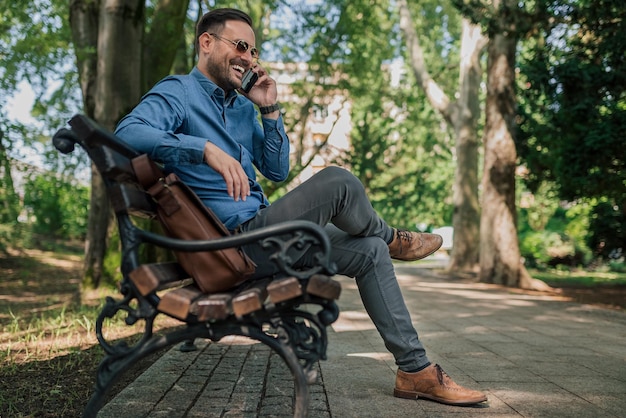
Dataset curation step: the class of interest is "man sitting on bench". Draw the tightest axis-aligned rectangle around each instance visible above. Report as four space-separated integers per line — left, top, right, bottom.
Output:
115 7 488 407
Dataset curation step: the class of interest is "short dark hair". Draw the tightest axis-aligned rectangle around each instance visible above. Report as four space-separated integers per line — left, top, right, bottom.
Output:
195 8 253 55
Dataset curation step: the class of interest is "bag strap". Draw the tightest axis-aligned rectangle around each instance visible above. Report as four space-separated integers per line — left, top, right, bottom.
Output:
131 154 182 216
131 154 164 189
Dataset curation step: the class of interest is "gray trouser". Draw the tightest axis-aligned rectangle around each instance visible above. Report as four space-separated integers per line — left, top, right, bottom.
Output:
241 166 430 371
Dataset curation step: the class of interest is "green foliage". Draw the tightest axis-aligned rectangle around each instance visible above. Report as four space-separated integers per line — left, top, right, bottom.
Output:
520 229 572 267
22 173 88 240
517 0 626 214
0 0 77 129
518 181 559 231
103 227 123 287
518 189 593 269
519 224 593 270
1 0 84 251
349 81 455 229
0 224 14 253
517 0 626 265
608 260 626 273
280 0 457 230
587 199 626 259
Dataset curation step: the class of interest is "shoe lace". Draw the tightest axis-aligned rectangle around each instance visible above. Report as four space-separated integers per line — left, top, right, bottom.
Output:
396 229 413 249
434 364 449 386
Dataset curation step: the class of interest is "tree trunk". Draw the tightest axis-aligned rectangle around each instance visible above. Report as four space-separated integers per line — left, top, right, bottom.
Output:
448 19 485 273
398 0 453 121
398 0 484 274
95 0 144 130
142 0 189 91
479 31 521 286
0 135 20 226
70 0 144 288
70 0 192 288
69 0 99 118
70 0 107 288
82 164 109 288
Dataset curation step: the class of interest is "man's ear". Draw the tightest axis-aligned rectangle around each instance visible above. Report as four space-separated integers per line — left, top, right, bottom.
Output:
198 32 213 53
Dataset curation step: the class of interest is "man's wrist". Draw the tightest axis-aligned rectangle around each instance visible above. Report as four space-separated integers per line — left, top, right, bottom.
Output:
259 103 280 115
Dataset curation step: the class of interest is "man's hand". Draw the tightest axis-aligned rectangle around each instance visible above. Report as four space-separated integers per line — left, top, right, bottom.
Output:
239 63 280 119
203 142 250 201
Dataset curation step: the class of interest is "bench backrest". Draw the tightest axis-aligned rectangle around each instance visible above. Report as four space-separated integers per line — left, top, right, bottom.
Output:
54 115 158 219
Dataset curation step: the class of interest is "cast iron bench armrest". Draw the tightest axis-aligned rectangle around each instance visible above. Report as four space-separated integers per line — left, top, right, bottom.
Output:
136 219 334 279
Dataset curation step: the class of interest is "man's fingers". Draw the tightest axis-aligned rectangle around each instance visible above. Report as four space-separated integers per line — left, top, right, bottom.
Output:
232 168 242 201
220 170 235 199
204 142 250 201
223 164 250 201
234 169 250 201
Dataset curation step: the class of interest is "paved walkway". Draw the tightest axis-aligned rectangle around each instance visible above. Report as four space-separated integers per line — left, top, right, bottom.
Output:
99 263 626 417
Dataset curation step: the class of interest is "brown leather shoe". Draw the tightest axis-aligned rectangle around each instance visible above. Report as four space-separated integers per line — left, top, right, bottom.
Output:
388 229 443 261
394 365 488 406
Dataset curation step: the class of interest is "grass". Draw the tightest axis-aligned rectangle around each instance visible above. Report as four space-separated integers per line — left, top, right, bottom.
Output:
526 266 626 311
0 246 177 417
0 247 100 416
2 303 111 366
530 268 626 287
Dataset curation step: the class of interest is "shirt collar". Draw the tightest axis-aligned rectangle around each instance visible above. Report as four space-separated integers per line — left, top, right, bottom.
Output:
191 67 239 107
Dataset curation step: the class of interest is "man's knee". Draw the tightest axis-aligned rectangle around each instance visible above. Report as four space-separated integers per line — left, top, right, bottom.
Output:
368 236 392 262
317 166 352 180
317 166 364 193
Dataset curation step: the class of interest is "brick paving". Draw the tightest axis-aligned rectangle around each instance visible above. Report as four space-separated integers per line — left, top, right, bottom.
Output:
99 262 626 417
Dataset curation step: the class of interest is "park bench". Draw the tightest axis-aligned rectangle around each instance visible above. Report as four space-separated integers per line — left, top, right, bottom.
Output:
52 114 341 418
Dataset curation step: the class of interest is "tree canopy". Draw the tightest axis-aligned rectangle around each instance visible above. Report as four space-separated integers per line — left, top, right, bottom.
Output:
1 0 624 285
518 0 626 257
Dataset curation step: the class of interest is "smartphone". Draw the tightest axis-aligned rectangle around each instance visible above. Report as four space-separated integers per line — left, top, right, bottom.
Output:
241 70 258 93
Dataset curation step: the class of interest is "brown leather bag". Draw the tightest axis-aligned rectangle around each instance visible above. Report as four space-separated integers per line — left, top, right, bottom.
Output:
131 154 256 293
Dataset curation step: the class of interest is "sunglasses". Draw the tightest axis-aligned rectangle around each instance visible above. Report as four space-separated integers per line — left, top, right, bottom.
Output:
209 33 259 59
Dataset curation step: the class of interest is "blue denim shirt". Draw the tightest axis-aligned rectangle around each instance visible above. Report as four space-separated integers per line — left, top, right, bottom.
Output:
115 67 290 231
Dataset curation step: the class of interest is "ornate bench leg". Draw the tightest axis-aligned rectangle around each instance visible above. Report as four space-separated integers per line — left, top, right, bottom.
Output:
248 328 310 418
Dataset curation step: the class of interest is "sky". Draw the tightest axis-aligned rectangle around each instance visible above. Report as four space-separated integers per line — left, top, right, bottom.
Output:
5 81 50 169
6 81 37 124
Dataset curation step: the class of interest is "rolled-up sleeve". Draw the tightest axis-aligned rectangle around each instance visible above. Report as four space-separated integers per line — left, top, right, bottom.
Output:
115 78 207 165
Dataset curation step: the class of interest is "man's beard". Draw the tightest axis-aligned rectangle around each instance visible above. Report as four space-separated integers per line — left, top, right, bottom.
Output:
205 59 239 91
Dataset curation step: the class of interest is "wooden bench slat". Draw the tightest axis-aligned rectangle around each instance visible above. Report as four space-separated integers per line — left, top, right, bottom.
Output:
306 274 341 300
232 279 270 317
157 285 203 320
191 293 232 321
129 262 191 296
267 277 303 304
